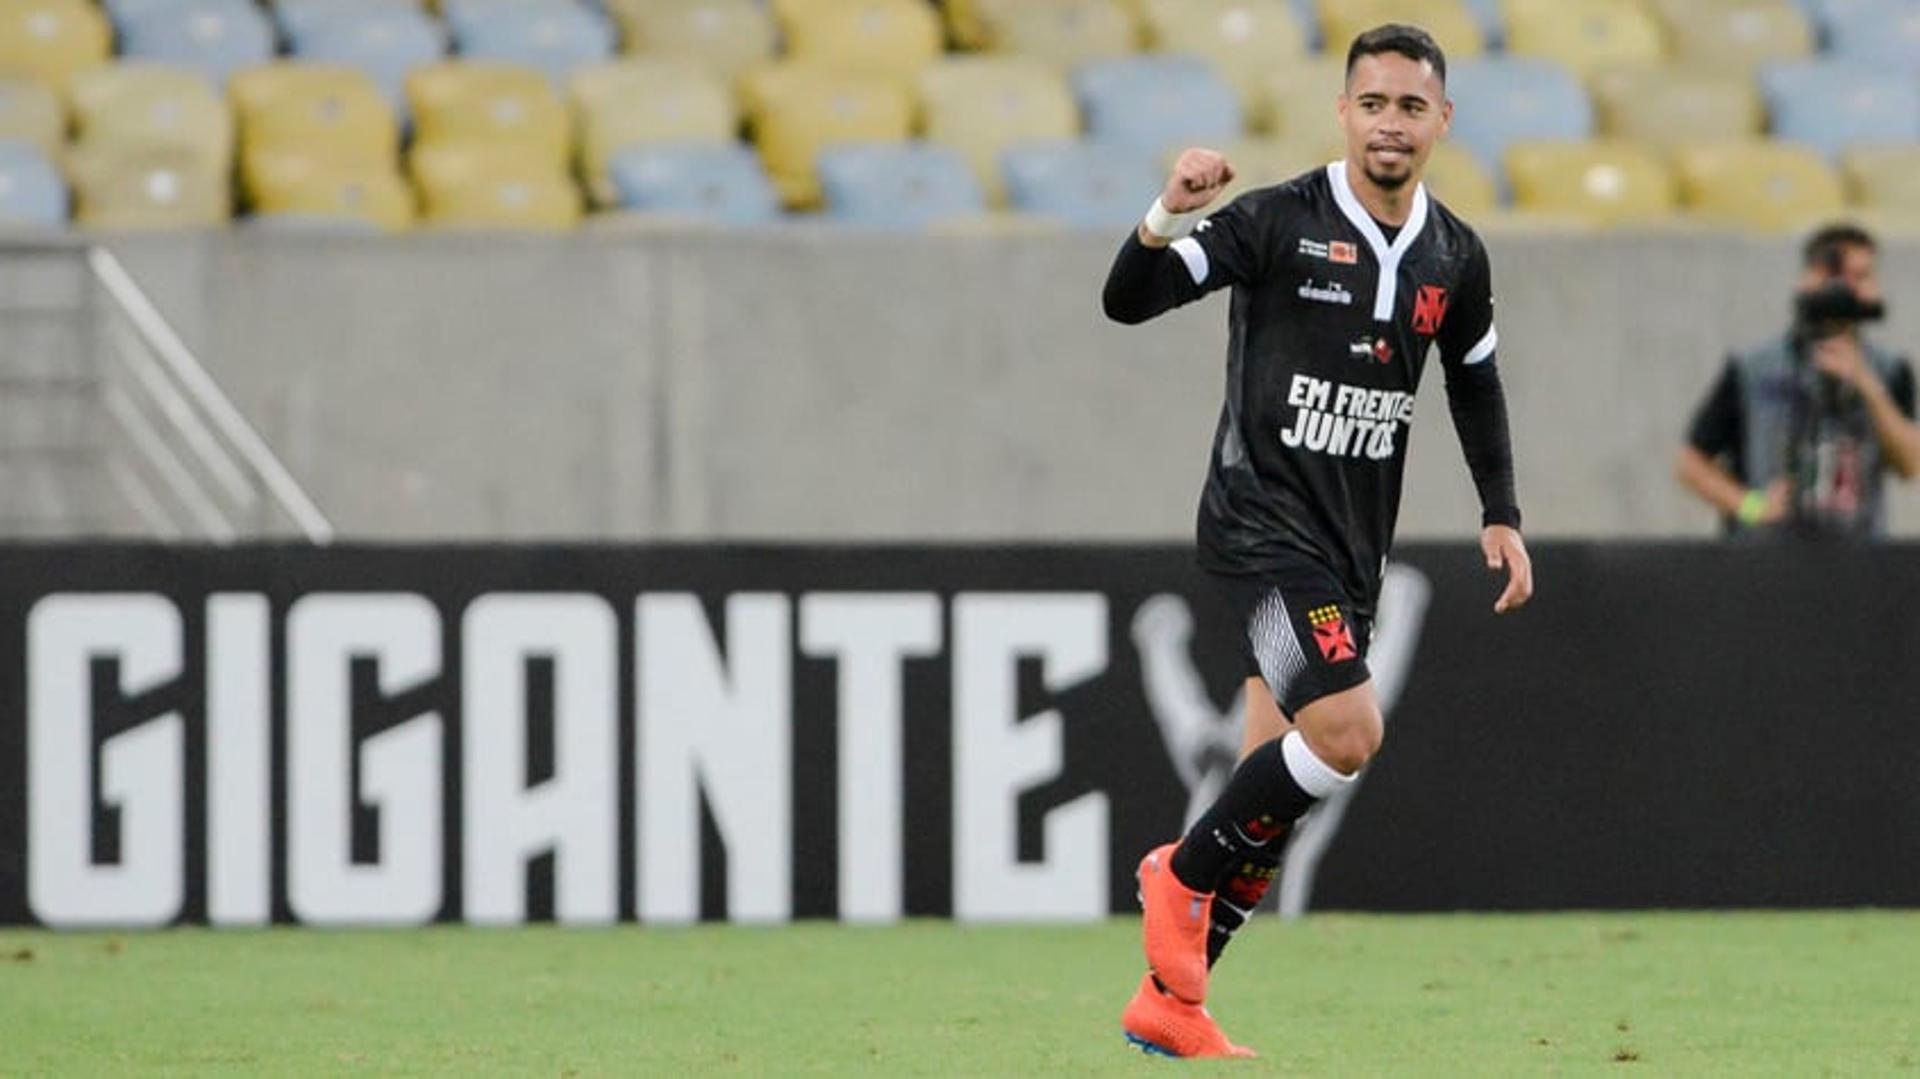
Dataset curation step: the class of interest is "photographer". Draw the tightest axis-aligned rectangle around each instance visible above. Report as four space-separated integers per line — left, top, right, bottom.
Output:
1678 223 1920 538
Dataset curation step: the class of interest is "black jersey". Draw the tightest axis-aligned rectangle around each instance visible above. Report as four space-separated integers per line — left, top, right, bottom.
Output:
1106 162 1517 614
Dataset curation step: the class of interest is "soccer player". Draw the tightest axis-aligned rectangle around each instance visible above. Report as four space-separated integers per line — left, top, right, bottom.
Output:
1101 24 1533 1058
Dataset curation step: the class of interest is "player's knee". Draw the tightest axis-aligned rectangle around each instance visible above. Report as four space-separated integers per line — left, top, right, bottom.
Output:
1307 710 1382 775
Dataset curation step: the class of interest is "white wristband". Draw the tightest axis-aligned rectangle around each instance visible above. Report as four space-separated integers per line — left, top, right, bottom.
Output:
1143 197 1201 241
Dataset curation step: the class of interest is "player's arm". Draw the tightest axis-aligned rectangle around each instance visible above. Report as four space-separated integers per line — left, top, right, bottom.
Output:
1101 148 1253 325
1674 360 1789 525
1436 237 1531 613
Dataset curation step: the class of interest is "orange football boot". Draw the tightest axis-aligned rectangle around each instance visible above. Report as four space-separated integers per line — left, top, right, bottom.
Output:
1136 842 1211 1003
1121 973 1257 1059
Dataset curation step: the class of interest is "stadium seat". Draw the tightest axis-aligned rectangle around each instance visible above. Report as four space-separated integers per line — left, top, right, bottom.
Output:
1444 59 1594 173
571 60 738 208
918 57 1080 205
1138 0 1308 127
1505 139 1677 225
1503 0 1665 78
407 63 571 169
1073 56 1244 152
68 65 234 175
1589 65 1762 150
817 142 987 229
1260 54 1346 138
446 2 616 88
1841 146 1920 213
1759 62 1920 158
779 0 944 83
0 77 65 160
1655 0 1815 69
276 0 426 42
1674 140 1845 231
119 0 276 89
410 142 582 229
608 142 782 224
230 64 398 161
609 0 778 79
0 0 113 92
1817 0 1920 62
1424 140 1501 216
1317 0 1486 58
1000 139 1164 229
972 0 1141 69
740 64 914 209
285 6 448 112
244 156 415 231
1456 0 1504 46
67 143 230 229
0 141 68 228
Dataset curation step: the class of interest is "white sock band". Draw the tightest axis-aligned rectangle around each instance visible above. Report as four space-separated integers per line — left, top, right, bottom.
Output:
1143 196 1201 240
1280 730 1354 799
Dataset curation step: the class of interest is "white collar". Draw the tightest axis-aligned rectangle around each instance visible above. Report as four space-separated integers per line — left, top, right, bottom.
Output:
1327 160 1430 322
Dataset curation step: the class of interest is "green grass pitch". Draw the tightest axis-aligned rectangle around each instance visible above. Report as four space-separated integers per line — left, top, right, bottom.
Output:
3 912 1917 1075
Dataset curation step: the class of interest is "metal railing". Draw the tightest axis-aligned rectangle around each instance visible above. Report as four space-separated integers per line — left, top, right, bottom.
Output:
0 241 333 544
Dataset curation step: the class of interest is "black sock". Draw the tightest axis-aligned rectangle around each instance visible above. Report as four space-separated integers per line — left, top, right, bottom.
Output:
1168 736 1314 891
1207 844 1284 967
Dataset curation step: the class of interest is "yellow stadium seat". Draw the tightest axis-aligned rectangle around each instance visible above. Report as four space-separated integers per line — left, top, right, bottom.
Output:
0 0 111 92
1141 0 1308 127
1166 135 1336 206
973 0 1140 68
917 56 1079 205
741 63 913 208
248 159 415 231
1317 0 1486 58
1651 0 1812 69
570 60 738 208
1841 147 1920 214
609 0 777 80
232 66 397 166
406 63 570 168
1674 140 1844 231
1589 65 1762 150
1424 140 1500 217
68 144 230 229
0 76 64 159
1504 0 1665 78
412 146 583 230
1505 139 1676 224
1260 54 1347 138
779 0 943 82
68 65 235 175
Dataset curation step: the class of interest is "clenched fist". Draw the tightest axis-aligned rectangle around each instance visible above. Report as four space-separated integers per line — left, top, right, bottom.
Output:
1162 148 1236 213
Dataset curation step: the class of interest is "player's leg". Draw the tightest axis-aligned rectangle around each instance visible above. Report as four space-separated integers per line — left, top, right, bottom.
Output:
1205 678 1291 967
1141 582 1372 1003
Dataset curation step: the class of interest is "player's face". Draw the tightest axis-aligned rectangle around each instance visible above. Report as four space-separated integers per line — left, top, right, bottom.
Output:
1338 53 1452 191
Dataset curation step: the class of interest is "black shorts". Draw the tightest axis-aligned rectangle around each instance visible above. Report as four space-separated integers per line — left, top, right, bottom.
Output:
1208 556 1373 717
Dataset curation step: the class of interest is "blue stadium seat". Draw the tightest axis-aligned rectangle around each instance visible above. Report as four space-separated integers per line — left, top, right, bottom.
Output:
817 142 986 229
1444 59 1595 173
1761 61 1920 156
1000 140 1163 230
119 0 275 88
608 142 783 225
0 141 68 228
1822 0 1920 62
1072 56 1244 152
286 6 448 111
447 2 616 87
276 0 417 41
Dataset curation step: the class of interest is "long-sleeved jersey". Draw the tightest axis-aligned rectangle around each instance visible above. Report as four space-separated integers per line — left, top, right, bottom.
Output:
1104 161 1519 614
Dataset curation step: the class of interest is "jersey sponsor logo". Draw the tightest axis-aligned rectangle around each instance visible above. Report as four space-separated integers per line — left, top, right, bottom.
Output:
1348 336 1394 364
1280 373 1414 461
1413 285 1450 335
1308 604 1357 663
1329 241 1359 265
1297 278 1353 306
1297 237 1330 259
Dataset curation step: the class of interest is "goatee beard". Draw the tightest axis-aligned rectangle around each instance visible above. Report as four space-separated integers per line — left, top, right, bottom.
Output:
1366 166 1412 191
